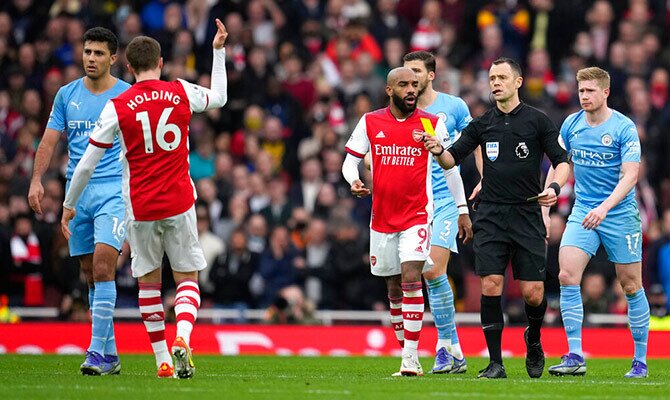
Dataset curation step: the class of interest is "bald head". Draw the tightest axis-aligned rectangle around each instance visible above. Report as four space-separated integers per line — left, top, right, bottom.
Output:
386 67 418 117
387 67 416 85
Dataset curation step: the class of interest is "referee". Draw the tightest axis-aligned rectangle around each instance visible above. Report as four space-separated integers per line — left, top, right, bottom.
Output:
423 57 570 379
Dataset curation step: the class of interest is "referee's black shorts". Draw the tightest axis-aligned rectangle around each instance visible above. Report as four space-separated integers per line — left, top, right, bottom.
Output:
472 201 547 281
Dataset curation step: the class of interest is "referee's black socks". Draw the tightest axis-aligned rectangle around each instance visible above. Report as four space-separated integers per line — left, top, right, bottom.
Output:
525 297 547 344
481 295 504 363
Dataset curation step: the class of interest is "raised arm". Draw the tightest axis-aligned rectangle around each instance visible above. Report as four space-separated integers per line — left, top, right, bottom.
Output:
180 18 228 112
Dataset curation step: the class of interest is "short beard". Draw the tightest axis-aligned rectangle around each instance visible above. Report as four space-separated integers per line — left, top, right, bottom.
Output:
417 84 427 98
392 93 416 115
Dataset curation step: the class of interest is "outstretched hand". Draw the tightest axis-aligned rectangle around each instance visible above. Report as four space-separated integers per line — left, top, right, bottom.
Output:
350 179 371 198
213 18 228 49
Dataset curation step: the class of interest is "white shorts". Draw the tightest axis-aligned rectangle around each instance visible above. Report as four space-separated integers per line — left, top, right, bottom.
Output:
369 223 433 277
127 205 207 278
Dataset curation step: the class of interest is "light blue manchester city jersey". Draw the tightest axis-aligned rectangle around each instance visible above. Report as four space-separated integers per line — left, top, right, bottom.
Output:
560 109 641 214
425 92 472 201
47 78 130 180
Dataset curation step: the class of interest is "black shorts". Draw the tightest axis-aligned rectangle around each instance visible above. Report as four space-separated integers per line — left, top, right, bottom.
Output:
472 201 547 281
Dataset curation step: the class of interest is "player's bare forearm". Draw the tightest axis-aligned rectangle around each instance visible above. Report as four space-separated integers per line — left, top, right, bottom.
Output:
550 162 570 188
29 129 61 214
423 131 455 169
600 162 639 212
537 162 570 207
436 150 456 170
31 129 60 182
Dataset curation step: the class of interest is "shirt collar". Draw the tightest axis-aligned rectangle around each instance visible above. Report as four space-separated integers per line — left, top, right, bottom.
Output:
494 102 524 116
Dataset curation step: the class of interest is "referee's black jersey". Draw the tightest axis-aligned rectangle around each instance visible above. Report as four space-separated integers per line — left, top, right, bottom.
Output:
448 102 568 204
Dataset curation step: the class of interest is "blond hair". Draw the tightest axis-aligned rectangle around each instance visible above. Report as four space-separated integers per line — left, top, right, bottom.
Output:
576 67 610 89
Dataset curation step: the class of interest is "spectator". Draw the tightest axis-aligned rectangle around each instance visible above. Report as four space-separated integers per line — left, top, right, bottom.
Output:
264 284 316 324
369 0 412 47
258 225 304 307
280 54 316 113
8 213 42 305
153 2 185 59
218 193 250 242
410 0 442 52
210 228 260 320
189 122 216 181
325 18 382 66
246 0 286 53
582 273 610 317
260 176 293 228
289 157 323 214
195 177 225 233
240 47 271 106
248 173 270 213
195 202 225 300
246 213 268 254
303 217 330 306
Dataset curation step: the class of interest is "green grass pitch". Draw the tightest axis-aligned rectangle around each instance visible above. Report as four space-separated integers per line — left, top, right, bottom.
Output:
0 355 668 399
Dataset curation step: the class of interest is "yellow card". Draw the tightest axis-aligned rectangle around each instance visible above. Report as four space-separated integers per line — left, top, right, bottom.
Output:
420 117 436 136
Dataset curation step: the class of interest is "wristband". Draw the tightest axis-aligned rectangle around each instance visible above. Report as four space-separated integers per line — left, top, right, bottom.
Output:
435 146 445 156
458 204 469 215
548 182 561 196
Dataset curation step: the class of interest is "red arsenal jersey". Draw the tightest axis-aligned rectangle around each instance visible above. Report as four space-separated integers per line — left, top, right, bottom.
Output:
345 107 450 233
89 79 216 221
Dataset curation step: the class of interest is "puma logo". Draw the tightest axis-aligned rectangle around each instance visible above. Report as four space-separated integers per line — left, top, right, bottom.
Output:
70 101 82 110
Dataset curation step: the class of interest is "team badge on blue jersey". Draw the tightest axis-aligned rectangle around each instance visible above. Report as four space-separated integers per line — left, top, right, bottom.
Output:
601 133 613 146
486 142 499 161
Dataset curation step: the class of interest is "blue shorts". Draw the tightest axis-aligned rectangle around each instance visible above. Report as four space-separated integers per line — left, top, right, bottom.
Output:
66 178 126 257
430 197 458 253
560 203 642 264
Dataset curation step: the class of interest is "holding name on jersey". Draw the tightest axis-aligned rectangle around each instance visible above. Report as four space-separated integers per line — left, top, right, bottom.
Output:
62 18 229 379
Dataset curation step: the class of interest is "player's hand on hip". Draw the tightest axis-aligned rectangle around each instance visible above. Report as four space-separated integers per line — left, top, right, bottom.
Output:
213 18 228 49
582 206 607 230
458 214 473 244
537 187 558 207
469 180 482 201
350 179 371 198
28 180 44 214
422 134 442 155
61 207 76 240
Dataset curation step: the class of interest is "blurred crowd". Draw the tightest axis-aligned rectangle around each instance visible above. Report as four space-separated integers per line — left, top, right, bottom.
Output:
0 0 669 324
